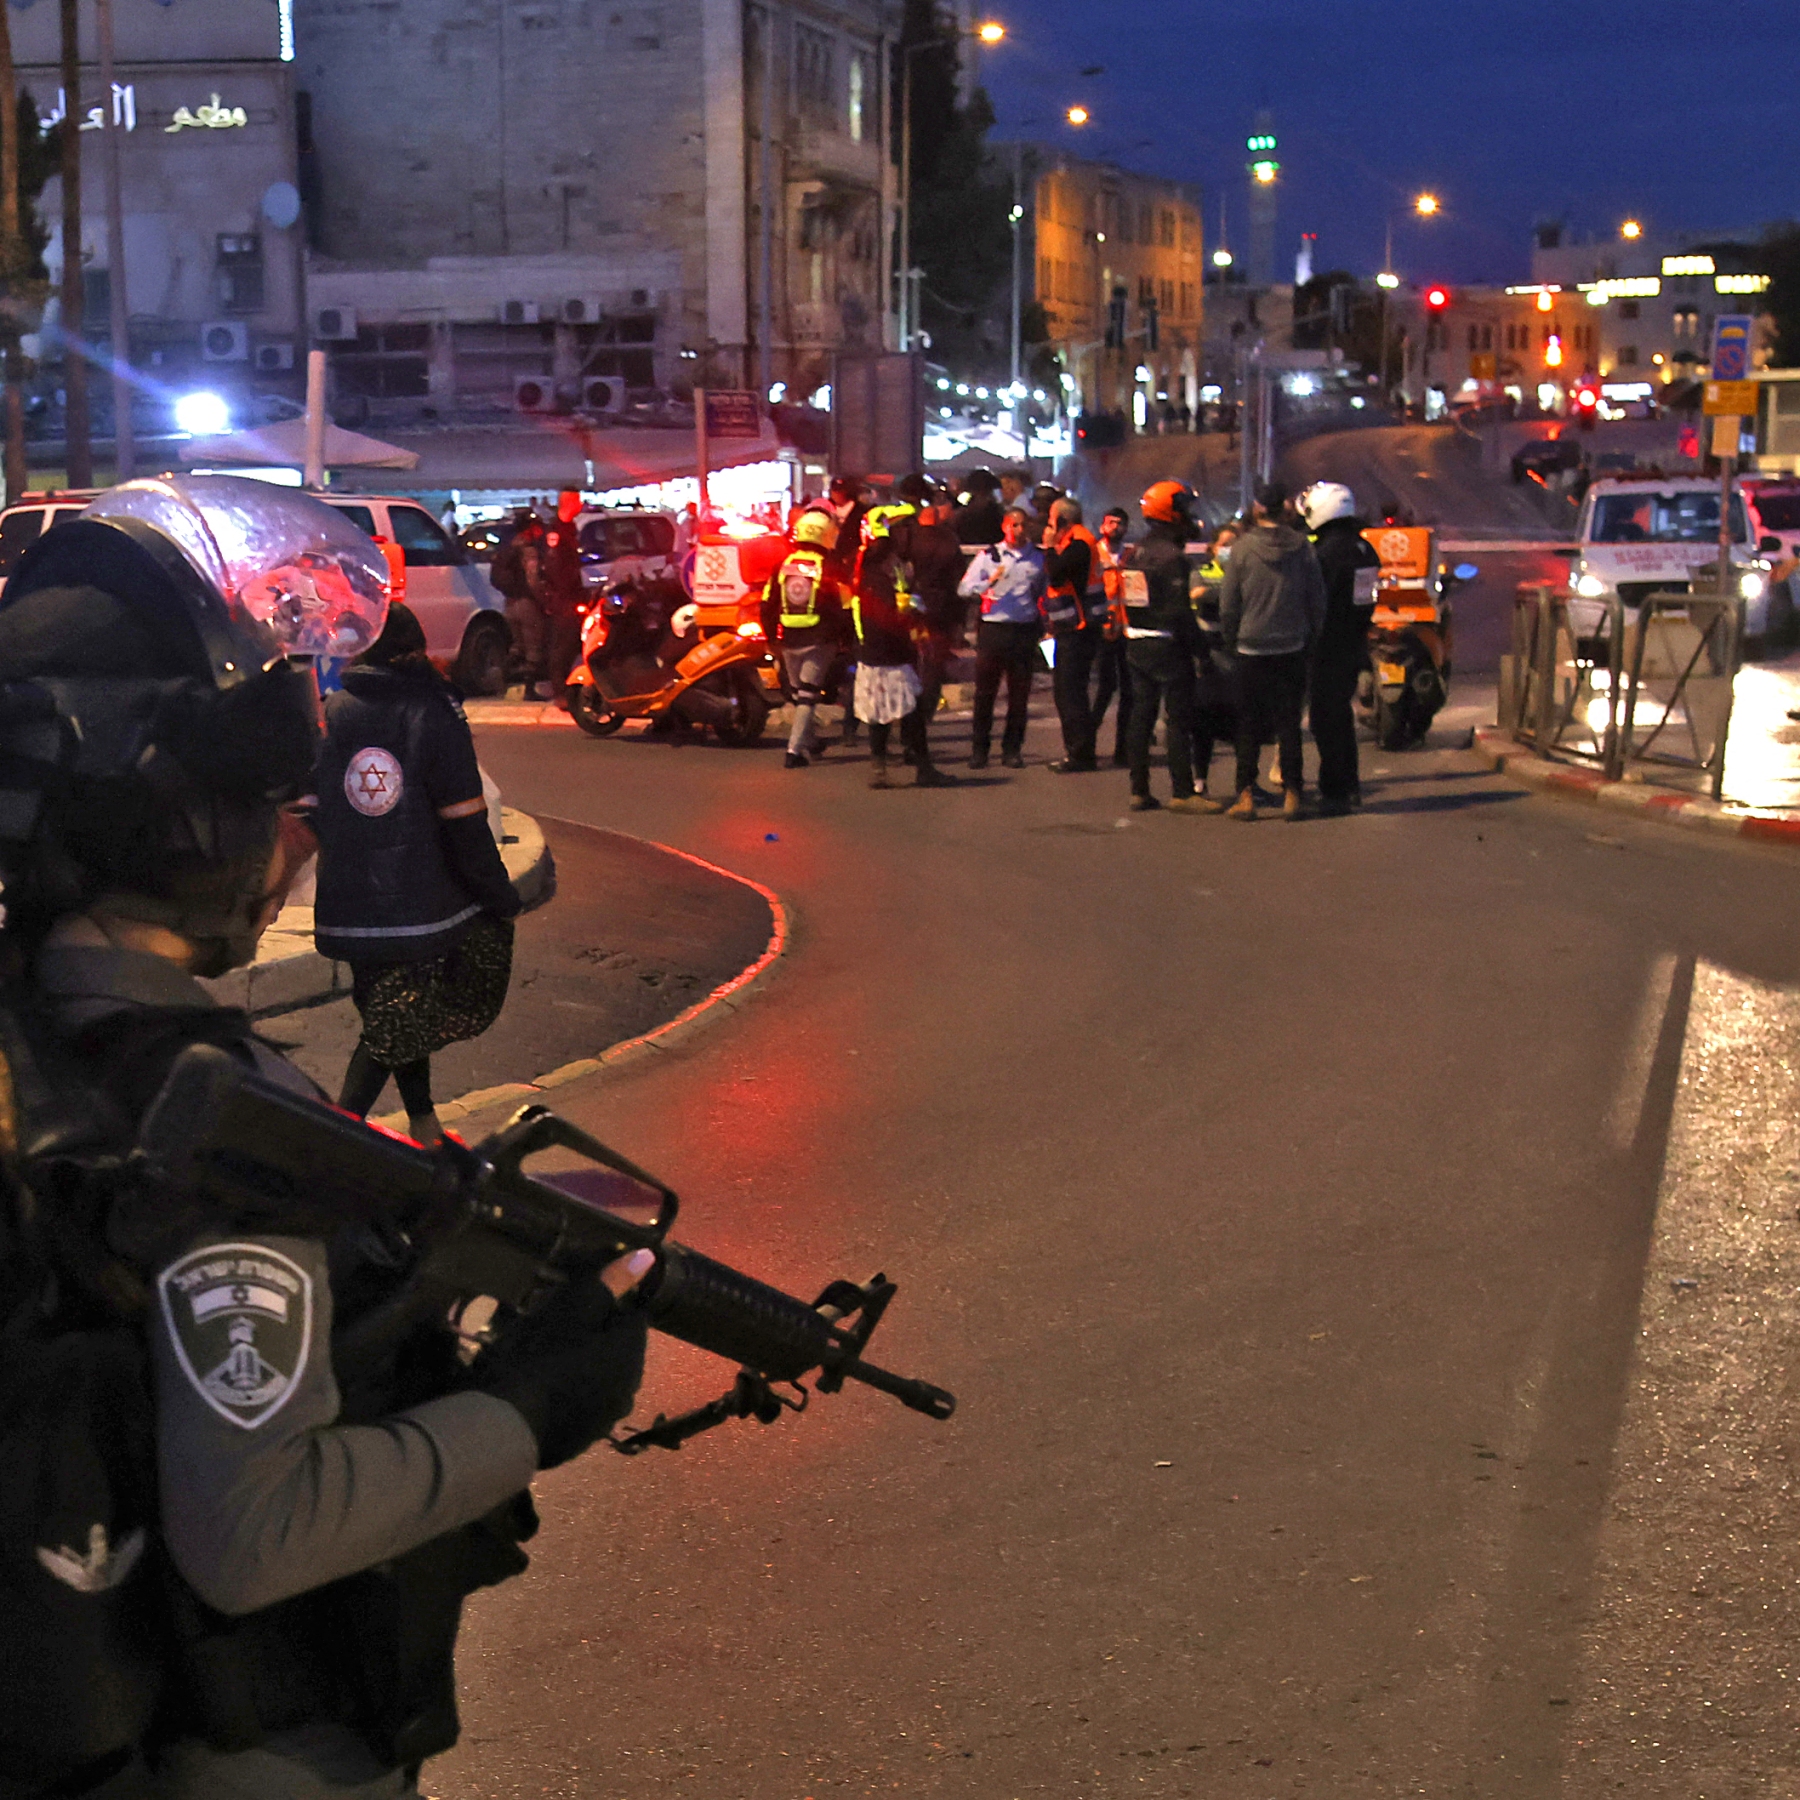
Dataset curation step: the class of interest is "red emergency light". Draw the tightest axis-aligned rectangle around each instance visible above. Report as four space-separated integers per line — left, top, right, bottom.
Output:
1423 286 1451 312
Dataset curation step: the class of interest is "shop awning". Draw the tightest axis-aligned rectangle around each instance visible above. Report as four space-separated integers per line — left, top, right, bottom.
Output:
180 417 422 471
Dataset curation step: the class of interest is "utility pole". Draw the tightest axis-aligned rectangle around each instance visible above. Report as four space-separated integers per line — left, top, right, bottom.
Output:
96 0 130 479
58 0 90 488
0 0 26 500
1008 142 1024 389
756 4 777 406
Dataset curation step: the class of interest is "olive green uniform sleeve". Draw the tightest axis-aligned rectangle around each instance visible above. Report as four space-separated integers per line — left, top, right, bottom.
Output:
151 1230 539 1617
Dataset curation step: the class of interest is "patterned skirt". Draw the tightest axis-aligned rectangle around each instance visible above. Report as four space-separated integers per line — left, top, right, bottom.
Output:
349 914 515 1067
853 662 922 724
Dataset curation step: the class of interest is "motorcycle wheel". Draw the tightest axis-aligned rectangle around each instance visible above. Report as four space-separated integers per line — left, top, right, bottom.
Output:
711 666 770 745
1373 691 1412 751
569 687 626 737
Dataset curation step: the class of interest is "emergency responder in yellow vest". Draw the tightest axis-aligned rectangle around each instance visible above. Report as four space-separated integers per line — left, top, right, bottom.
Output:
762 508 851 768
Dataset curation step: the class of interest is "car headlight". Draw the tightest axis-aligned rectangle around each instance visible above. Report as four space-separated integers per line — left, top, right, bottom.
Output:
1740 571 1767 600
1575 573 1609 599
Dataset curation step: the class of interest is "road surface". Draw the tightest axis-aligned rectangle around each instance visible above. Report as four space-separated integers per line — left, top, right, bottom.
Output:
413 706 1800 1800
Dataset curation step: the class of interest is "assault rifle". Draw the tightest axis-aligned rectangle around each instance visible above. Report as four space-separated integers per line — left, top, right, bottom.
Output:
133 1045 955 1451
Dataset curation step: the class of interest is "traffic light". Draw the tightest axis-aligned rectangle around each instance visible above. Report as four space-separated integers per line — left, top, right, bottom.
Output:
1106 286 1127 350
1573 383 1599 429
1424 285 1451 313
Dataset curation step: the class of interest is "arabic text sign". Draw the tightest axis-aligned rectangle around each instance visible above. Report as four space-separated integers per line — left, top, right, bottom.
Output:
167 94 248 134
1709 314 1754 383
703 390 762 441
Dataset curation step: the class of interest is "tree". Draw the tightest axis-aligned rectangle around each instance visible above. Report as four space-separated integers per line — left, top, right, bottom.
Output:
0 6 58 501
895 0 1011 373
1760 223 1800 368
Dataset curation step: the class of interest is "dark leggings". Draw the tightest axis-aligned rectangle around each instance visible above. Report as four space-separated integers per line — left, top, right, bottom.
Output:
341 1041 434 1118
868 707 929 762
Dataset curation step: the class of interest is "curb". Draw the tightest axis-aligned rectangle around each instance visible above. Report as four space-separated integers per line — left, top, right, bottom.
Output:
1471 728 1800 851
374 832 789 1132
202 807 556 1016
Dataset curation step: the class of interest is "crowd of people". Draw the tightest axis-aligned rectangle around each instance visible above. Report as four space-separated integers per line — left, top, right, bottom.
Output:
762 468 1383 820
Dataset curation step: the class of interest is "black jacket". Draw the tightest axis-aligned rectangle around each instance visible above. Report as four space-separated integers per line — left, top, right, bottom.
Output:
1127 521 1200 642
906 518 967 632
851 512 922 668
1311 517 1382 658
313 664 521 966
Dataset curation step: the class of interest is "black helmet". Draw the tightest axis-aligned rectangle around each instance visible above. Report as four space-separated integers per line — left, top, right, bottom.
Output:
0 476 391 967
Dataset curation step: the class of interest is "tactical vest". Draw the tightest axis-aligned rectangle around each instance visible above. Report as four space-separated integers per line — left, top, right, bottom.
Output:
776 548 829 630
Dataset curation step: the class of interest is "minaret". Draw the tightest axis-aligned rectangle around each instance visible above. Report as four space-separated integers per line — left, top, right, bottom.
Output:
1246 110 1279 288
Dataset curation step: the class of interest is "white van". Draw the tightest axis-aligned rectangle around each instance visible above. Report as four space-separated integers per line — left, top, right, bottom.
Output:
1566 476 1793 654
0 487 514 694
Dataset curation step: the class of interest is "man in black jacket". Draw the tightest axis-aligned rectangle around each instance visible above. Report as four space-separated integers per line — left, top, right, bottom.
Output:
1122 482 1214 812
897 475 966 743
1298 481 1382 814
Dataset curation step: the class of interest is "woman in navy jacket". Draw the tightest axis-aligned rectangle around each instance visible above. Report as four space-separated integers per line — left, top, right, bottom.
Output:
312 602 522 1140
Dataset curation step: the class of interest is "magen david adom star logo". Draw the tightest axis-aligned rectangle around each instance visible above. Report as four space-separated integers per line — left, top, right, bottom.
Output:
345 745 404 816
157 1243 314 1430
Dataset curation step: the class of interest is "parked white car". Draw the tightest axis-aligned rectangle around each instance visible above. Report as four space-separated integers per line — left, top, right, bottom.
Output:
1566 477 1794 655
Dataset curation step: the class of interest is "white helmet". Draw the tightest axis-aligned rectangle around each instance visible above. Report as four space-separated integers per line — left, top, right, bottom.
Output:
1298 481 1357 531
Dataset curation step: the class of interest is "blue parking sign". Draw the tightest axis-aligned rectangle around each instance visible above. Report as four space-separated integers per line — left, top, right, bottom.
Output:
1711 314 1754 382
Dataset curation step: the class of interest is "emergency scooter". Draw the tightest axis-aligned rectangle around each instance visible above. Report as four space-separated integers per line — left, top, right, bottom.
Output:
567 531 785 742
1356 524 1476 748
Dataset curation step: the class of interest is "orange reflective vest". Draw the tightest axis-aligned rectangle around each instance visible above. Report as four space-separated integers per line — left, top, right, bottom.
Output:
1043 523 1103 632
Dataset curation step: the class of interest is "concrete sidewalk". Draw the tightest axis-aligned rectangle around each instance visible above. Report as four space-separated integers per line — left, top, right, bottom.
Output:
201 807 554 1015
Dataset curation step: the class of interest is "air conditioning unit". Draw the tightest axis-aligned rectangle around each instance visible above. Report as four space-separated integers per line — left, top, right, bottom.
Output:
581 375 625 412
254 341 295 373
501 299 541 326
560 297 603 325
313 305 357 341
200 320 250 362
514 374 560 413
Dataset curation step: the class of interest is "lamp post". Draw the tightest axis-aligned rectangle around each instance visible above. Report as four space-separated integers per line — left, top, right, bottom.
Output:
900 18 1004 350
1007 106 1086 395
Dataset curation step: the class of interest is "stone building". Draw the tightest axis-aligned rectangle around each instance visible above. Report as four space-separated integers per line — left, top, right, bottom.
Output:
11 0 305 432
1021 148 1203 422
293 0 897 424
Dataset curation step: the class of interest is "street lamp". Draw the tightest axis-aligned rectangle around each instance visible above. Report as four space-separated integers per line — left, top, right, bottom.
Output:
1008 102 1088 392
1065 104 1089 126
902 20 1008 350
1621 218 1643 240
1414 192 1440 217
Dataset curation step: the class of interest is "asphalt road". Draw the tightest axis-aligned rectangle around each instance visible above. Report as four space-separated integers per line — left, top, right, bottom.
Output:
415 709 1800 1800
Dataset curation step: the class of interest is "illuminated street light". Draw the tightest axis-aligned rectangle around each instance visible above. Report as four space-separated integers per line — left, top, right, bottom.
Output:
976 19 1006 43
1621 219 1642 240
1414 193 1440 218
1375 270 1399 289
1066 104 1089 126
1251 160 1277 186
1536 289 1554 313
1213 247 1234 268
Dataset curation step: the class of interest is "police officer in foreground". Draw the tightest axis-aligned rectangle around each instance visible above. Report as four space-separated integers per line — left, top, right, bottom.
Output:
1297 481 1382 815
0 477 649 1798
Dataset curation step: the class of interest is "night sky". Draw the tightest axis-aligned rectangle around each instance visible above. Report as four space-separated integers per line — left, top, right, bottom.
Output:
980 0 1799 284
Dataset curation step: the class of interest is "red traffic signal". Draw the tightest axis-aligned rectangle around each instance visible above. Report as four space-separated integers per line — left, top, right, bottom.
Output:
1575 384 1598 410
1423 285 1451 312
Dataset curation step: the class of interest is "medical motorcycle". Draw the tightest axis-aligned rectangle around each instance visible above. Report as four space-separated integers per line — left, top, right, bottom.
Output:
1356 525 1477 749
567 565 780 743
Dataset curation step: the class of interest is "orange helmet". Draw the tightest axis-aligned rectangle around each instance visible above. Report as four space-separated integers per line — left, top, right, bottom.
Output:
1140 480 1197 526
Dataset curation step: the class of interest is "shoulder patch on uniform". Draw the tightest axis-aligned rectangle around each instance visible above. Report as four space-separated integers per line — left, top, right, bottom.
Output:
157 1243 314 1431
345 746 404 816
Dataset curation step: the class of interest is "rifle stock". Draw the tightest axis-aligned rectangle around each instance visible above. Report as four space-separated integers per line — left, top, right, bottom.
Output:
134 1045 955 1444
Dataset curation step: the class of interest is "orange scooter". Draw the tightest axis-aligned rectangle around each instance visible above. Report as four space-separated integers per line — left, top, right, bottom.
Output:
567 566 779 743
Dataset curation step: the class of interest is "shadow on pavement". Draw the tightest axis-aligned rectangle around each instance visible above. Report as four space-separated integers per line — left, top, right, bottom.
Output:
1361 788 1527 815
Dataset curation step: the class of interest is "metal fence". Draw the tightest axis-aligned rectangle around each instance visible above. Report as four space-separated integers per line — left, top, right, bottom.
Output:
1499 582 1742 800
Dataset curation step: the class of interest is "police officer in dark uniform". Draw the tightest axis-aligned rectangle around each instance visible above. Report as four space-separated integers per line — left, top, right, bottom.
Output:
1122 481 1212 813
1298 481 1382 814
540 488 589 704
0 477 649 1799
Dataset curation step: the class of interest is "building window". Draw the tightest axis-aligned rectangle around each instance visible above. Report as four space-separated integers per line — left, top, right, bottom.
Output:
794 25 836 128
847 50 868 141
216 233 265 313
1673 307 1699 340
1138 202 1153 243
1137 275 1154 307
1039 255 1052 299
1617 345 1638 365
334 322 430 399
1619 299 1640 321
798 199 831 252
1179 281 1195 318
1159 277 1174 314
1158 209 1175 248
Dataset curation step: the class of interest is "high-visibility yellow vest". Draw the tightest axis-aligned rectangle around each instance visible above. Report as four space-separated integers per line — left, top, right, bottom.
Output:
777 547 829 629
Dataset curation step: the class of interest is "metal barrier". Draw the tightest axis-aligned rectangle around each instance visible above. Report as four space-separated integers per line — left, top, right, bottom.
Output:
1500 581 1742 799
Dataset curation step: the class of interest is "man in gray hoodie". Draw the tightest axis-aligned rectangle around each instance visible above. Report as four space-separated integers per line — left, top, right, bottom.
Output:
1218 480 1327 820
